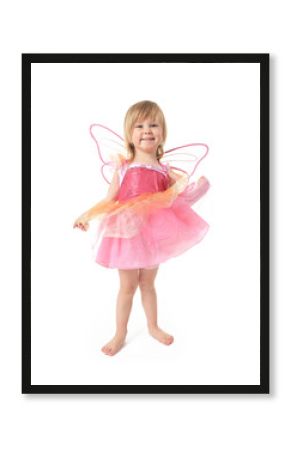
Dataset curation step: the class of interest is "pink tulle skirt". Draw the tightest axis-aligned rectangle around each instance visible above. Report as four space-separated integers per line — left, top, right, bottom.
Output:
92 174 210 269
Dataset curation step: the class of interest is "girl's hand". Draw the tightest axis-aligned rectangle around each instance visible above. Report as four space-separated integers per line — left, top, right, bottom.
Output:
73 216 89 231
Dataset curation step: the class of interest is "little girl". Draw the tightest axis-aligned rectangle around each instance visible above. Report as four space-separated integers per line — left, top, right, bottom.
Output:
73 100 209 356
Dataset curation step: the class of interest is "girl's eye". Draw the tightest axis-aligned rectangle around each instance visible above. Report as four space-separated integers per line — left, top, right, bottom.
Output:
135 123 159 128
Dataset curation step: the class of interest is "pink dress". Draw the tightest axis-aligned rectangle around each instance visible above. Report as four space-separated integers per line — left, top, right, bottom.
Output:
92 162 210 269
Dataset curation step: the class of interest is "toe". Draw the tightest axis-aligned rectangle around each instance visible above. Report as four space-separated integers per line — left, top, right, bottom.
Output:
102 344 110 354
165 335 174 345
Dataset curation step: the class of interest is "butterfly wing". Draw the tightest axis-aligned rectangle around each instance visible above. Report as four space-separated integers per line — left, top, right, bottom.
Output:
161 143 210 205
89 123 127 184
89 125 209 185
161 143 209 180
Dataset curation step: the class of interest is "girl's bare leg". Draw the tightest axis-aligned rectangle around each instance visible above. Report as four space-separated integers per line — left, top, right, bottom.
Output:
101 269 139 356
139 267 174 345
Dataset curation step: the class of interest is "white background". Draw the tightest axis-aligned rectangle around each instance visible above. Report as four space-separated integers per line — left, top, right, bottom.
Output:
31 62 260 385
1 0 287 449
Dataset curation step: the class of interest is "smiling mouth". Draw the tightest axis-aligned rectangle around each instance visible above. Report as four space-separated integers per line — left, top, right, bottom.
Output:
141 138 155 141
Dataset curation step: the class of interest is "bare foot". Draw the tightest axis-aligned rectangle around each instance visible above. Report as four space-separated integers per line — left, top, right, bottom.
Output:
101 333 126 356
149 326 174 345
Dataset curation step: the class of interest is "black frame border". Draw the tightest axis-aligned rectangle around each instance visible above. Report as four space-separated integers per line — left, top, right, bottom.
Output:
22 53 269 394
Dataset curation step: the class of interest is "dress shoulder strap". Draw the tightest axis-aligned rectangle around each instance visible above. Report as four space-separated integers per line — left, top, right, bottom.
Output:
159 161 170 172
118 161 129 184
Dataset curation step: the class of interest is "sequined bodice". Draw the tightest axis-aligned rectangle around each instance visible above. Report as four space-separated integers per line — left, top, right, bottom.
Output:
117 163 170 201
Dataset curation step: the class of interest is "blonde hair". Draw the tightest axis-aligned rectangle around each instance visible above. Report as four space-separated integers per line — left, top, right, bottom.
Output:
123 100 167 162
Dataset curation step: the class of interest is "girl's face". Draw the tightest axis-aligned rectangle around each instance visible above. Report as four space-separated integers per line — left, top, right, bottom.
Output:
131 117 164 154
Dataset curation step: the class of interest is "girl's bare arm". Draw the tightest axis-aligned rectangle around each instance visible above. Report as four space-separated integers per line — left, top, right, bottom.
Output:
104 168 120 201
